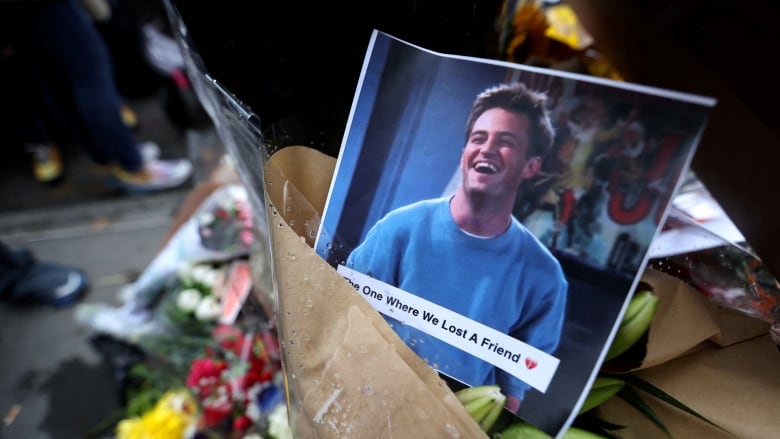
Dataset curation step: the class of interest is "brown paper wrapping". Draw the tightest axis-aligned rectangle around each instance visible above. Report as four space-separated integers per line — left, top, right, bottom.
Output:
596 334 780 438
263 146 487 438
635 269 770 371
597 268 780 438
259 145 779 437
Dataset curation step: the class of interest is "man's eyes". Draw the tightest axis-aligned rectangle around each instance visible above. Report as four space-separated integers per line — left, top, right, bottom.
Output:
469 137 517 148
469 133 519 149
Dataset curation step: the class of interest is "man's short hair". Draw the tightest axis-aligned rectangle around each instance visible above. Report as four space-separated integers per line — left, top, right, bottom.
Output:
465 82 555 158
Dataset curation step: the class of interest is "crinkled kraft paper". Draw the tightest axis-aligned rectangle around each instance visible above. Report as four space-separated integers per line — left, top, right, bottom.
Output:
264 146 487 438
599 268 780 438
637 268 770 371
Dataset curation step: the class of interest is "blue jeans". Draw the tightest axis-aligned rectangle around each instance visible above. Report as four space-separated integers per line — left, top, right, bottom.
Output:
16 0 143 171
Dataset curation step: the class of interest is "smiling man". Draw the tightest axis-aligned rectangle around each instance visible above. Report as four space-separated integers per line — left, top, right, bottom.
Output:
346 82 568 413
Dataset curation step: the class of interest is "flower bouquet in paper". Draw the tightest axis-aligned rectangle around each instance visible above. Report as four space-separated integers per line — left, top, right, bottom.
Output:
163 2 780 436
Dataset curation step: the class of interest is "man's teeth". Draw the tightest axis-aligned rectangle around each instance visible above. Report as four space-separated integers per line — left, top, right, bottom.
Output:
474 162 497 174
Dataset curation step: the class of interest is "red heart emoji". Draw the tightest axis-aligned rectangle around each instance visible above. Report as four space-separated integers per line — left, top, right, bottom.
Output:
525 358 538 370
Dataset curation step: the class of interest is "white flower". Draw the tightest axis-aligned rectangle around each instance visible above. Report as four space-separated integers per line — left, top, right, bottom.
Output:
268 403 292 439
191 265 213 285
199 211 215 226
176 289 202 313
195 295 222 321
245 383 265 422
201 268 220 288
176 263 195 279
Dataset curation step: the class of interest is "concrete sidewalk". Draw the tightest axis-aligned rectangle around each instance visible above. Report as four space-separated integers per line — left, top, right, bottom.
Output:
0 87 225 437
0 190 190 439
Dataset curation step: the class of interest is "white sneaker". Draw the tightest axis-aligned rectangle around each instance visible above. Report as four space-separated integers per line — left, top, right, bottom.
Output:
138 141 161 161
109 157 193 193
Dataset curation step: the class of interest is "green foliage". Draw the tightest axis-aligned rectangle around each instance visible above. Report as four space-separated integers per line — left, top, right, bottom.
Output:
124 362 187 418
616 374 735 437
489 286 731 438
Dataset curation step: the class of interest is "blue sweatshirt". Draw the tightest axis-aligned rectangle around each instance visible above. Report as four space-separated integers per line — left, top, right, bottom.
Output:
346 197 567 400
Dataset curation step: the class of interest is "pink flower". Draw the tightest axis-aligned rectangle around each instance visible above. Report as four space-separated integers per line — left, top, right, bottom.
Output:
240 229 254 247
236 202 252 223
213 325 246 356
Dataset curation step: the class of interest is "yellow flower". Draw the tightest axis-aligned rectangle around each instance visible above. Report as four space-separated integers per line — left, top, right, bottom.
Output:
117 390 198 439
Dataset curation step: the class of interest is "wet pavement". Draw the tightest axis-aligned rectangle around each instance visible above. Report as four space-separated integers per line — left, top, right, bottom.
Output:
0 94 216 439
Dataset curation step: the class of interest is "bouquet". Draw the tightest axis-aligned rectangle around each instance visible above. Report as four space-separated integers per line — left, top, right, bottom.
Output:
184 325 284 435
119 324 286 438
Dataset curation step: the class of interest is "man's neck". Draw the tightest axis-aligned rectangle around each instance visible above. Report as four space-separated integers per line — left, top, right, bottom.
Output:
449 190 513 238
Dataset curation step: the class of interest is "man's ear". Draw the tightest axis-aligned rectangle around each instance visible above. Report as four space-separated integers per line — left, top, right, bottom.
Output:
522 156 542 179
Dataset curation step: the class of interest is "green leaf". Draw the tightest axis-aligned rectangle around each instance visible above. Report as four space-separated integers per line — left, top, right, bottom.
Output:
580 377 625 414
622 374 735 436
573 412 625 439
617 386 671 436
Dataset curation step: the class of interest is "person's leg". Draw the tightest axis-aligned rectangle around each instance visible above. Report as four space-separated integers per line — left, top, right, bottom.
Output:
7 51 68 183
28 0 142 171
16 0 192 192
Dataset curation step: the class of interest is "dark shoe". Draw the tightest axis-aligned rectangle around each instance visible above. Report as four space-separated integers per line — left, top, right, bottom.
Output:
9 262 88 308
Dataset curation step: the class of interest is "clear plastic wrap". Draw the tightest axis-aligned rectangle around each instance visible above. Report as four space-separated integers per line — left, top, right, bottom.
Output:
163 3 486 437
162 4 780 438
649 207 780 345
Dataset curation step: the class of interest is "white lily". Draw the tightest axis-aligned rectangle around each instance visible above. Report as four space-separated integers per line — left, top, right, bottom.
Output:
195 295 222 321
191 265 213 286
176 288 202 313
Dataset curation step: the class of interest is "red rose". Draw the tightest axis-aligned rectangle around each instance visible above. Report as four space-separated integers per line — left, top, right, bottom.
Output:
186 358 227 389
232 414 252 431
201 401 232 427
215 208 230 220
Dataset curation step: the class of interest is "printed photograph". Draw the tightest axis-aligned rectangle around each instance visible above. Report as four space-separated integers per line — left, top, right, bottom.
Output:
315 30 714 436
